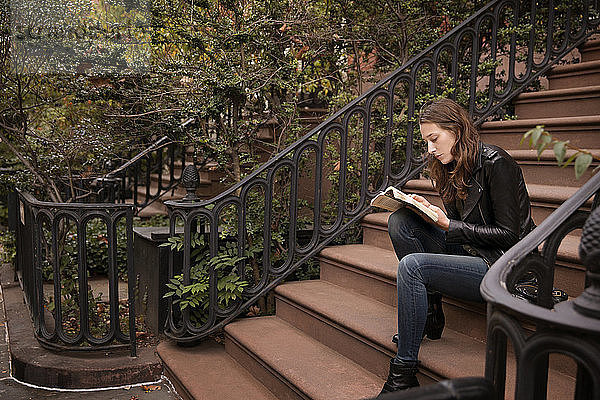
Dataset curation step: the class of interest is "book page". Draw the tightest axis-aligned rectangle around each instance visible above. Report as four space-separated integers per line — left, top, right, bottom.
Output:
371 186 439 222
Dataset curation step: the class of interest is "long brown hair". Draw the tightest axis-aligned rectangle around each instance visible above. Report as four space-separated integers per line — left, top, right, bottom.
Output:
418 98 480 202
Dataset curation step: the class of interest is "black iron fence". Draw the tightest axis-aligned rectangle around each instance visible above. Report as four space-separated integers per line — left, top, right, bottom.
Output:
5 135 189 355
15 191 137 356
98 136 187 214
163 0 600 341
480 173 600 399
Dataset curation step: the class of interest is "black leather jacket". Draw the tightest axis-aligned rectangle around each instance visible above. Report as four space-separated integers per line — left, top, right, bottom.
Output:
444 142 535 266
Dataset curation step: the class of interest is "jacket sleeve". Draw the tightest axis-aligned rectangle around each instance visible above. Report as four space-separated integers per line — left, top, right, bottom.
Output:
446 156 521 250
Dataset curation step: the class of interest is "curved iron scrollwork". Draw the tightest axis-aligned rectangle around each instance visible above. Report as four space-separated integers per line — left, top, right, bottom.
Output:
163 0 600 342
15 192 137 356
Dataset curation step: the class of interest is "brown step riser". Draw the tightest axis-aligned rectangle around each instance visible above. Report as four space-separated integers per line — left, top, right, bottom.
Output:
225 334 309 400
161 363 195 400
519 163 596 187
583 49 600 62
275 296 438 387
515 95 600 119
320 258 397 307
547 68 600 90
362 223 394 252
581 42 600 62
480 129 600 151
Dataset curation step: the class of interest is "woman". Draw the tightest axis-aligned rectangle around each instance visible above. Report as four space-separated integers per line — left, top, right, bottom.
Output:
379 98 535 395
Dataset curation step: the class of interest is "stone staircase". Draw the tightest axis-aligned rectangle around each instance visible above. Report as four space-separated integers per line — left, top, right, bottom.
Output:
156 39 600 399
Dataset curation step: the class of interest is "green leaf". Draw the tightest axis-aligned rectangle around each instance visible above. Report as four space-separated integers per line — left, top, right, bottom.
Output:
163 291 175 298
521 127 536 144
553 141 567 166
574 153 593 179
561 153 579 168
529 126 544 147
536 134 552 158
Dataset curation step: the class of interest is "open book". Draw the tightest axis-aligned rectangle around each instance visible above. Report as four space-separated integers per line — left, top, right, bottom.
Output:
370 186 439 222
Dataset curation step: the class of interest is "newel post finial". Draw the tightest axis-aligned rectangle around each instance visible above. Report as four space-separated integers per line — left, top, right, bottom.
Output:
181 164 199 202
573 206 600 318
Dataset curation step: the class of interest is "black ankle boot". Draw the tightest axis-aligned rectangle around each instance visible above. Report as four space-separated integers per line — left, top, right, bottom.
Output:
391 292 445 344
424 291 444 340
378 358 419 396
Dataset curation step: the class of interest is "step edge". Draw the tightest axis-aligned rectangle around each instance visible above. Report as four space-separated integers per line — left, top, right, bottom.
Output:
225 330 312 400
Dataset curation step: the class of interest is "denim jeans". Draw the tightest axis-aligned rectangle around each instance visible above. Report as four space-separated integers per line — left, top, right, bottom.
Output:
388 208 488 363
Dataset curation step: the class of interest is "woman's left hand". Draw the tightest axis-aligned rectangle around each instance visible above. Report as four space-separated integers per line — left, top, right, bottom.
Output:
410 194 450 231
428 205 450 231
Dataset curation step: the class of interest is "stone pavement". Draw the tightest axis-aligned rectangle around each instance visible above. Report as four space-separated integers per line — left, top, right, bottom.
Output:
0 258 181 400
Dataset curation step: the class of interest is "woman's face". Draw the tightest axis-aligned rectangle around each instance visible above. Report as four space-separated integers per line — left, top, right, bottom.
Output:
420 122 457 164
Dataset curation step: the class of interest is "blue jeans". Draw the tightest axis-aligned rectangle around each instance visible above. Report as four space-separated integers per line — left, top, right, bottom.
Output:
388 208 488 363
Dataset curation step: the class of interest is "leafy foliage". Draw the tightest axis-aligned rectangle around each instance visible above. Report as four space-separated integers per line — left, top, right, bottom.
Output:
161 233 250 324
0 229 15 265
522 126 599 180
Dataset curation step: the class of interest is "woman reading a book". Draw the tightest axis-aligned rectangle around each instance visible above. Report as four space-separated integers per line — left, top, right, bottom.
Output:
379 98 535 395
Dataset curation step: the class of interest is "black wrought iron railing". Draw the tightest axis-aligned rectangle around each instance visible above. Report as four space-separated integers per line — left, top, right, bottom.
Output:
15 191 137 356
7 135 189 355
481 173 600 399
163 0 600 341
99 136 187 214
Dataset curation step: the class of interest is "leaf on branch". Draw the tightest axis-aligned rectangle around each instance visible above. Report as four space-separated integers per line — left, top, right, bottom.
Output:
574 153 593 180
522 125 543 145
529 126 544 147
553 141 567 166
561 153 579 168
536 134 552 158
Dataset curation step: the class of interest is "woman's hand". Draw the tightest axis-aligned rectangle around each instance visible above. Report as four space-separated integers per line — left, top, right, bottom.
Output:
409 194 450 231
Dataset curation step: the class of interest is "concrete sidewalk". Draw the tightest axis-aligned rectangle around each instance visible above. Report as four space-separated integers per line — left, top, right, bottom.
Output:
0 258 180 400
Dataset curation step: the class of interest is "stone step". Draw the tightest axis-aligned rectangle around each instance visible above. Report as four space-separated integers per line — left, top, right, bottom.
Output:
581 39 600 62
157 340 278 400
318 244 491 341
224 316 382 400
360 211 586 298
514 85 600 119
479 115 600 151
272 280 575 399
547 59 600 90
511 149 599 187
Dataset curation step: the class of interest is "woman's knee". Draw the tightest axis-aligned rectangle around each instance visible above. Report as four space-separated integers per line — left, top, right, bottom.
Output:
397 254 423 282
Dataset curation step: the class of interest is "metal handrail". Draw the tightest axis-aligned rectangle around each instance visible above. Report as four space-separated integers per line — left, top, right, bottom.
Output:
480 172 600 399
163 0 600 341
98 136 187 213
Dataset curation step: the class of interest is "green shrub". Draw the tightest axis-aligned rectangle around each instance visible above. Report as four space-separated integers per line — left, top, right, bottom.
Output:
161 233 251 325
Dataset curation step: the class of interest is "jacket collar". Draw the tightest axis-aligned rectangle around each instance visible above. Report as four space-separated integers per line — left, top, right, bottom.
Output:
459 142 485 220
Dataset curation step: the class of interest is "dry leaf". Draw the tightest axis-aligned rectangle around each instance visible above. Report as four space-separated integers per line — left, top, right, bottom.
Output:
142 385 162 392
